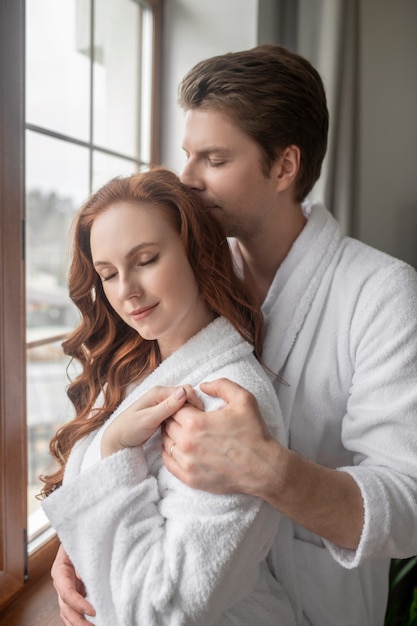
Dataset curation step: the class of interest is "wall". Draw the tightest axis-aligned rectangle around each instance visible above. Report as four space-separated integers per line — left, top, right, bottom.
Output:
160 0 258 173
358 0 417 266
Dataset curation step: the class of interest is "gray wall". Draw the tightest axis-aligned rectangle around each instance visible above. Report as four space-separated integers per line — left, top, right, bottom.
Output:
358 0 417 266
161 0 417 267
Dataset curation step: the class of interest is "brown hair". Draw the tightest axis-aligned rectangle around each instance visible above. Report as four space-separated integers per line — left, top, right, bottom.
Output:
40 168 264 496
178 44 328 202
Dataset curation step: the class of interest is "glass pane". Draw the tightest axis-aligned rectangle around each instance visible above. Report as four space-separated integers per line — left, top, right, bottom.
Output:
26 130 89 524
26 130 89 344
27 342 77 522
92 150 141 192
26 0 91 141
93 1 141 158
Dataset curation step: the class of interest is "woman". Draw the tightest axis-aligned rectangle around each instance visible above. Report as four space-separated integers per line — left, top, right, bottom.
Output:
41 169 296 625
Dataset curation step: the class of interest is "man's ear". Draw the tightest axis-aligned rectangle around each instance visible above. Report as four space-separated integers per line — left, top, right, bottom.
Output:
273 145 301 192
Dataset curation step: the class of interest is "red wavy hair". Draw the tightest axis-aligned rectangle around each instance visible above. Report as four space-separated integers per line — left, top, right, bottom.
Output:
40 168 264 496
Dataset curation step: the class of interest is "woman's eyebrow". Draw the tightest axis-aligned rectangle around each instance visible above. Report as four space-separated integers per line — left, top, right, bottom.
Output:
93 242 158 267
126 242 158 260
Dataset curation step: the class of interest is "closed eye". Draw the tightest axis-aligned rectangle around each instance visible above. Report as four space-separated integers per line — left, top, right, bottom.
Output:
138 254 159 267
102 272 117 282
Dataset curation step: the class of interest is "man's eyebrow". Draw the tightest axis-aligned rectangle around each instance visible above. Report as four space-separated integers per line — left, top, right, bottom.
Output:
183 145 231 155
93 242 158 267
203 146 230 153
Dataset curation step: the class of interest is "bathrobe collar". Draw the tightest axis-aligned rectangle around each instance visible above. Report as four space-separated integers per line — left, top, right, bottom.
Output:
261 202 343 377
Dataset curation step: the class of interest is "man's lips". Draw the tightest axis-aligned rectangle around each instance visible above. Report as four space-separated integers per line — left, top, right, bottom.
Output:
129 303 158 320
199 197 218 209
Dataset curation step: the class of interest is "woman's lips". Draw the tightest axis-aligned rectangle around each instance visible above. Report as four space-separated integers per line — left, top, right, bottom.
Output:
130 303 158 321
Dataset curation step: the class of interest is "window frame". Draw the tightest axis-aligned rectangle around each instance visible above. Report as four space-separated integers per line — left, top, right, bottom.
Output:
0 0 162 611
0 0 27 608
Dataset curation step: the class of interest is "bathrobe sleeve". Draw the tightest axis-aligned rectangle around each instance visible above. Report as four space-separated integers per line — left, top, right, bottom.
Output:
45 449 280 626
325 261 417 567
43 365 286 626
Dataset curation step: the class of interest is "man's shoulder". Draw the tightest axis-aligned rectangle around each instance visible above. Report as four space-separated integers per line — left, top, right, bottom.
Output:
328 236 417 313
307 202 416 280
336 235 416 281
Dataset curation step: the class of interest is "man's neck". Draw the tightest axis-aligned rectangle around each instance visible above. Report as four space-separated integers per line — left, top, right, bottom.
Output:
235 203 307 304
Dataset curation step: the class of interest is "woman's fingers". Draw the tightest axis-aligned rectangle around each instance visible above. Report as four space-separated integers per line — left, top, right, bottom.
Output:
131 384 203 411
102 385 203 454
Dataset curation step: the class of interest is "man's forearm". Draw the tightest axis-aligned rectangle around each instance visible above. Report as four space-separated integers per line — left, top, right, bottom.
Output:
255 440 364 550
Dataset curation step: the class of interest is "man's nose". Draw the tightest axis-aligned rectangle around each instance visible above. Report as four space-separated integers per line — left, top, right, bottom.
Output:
180 160 205 191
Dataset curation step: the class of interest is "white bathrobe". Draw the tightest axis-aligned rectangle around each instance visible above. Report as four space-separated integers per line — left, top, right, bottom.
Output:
252 202 417 626
43 317 297 626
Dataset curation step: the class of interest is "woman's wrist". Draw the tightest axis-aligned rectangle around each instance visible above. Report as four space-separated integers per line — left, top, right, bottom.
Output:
101 426 124 458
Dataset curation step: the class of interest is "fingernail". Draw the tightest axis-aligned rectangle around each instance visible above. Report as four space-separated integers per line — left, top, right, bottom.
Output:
174 387 186 400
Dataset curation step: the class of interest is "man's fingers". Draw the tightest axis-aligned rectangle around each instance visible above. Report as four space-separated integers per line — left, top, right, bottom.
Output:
163 404 199 439
162 434 177 460
182 386 203 409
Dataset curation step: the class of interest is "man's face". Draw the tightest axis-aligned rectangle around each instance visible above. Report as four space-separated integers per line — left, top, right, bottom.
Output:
180 108 279 242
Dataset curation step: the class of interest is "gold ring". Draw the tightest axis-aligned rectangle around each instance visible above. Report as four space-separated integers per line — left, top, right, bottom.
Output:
169 442 176 457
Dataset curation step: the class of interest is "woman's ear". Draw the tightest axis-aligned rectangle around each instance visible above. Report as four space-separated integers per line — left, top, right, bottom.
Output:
273 145 301 192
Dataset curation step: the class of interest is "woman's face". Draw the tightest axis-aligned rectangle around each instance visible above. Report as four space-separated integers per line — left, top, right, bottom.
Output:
90 201 213 359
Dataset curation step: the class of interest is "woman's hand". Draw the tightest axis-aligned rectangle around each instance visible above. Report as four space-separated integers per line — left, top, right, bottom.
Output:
101 385 202 457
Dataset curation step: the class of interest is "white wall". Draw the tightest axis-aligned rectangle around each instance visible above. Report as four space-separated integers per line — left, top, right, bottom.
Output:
160 0 258 173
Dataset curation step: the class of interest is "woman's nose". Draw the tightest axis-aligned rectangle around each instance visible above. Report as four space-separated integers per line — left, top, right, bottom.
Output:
119 273 142 300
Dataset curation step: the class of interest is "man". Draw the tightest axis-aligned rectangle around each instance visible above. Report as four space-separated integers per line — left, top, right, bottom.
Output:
51 46 417 625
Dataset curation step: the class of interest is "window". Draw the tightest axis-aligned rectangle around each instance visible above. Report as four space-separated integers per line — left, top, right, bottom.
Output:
0 0 161 610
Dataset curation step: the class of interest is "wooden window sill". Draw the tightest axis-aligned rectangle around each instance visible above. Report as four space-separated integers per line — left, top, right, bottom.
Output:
0 571 61 625
0 536 61 625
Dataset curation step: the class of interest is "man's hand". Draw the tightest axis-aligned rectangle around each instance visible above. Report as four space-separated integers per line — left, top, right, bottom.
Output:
51 544 95 626
162 377 364 550
162 378 277 496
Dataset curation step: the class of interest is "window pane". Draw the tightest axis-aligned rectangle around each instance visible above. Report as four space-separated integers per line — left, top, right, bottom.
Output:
26 0 91 141
26 130 89 207
26 131 89 523
26 131 89 343
27 342 77 523
93 1 142 158
92 150 141 191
